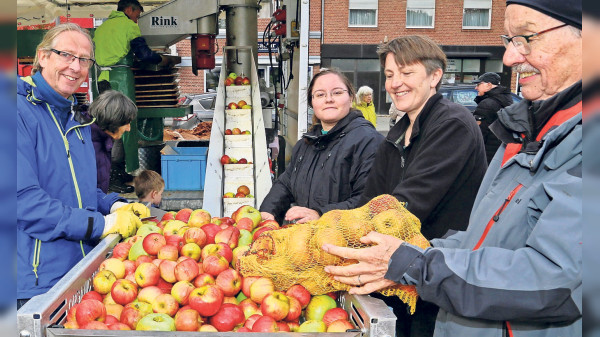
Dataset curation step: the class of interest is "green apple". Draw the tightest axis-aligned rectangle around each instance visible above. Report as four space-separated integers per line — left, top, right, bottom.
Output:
236 291 247 303
137 224 162 237
238 229 253 247
136 313 175 331
228 72 238 80
298 320 326 332
128 238 149 261
306 295 337 321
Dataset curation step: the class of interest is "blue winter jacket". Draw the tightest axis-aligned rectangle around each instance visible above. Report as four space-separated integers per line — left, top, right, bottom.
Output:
17 73 122 299
385 82 582 337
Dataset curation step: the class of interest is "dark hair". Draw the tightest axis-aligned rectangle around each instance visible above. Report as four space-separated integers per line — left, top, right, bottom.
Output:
118 0 143 12
89 90 137 134
377 35 447 91
307 68 356 126
134 170 164 199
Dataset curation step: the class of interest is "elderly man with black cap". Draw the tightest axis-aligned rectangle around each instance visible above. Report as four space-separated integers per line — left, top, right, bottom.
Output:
322 1 582 336
472 72 514 163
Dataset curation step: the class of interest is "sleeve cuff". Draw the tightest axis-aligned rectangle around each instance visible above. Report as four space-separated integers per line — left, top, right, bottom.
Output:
384 243 425 285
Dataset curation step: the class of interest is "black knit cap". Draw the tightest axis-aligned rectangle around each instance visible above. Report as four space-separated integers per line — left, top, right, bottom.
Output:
506 0 582 29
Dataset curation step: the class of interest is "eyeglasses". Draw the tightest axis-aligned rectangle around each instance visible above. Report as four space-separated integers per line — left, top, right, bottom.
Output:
500 23 567 55
50 49 95 67
312 89 348 100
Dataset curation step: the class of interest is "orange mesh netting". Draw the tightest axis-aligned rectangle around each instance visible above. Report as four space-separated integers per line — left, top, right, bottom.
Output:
238 194 430 314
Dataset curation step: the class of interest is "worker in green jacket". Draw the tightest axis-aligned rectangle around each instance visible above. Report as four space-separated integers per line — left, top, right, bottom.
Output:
352 86 377 127
93 0 164 193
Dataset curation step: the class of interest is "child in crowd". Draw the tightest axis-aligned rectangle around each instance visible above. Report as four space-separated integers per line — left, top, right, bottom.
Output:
133 170 165 207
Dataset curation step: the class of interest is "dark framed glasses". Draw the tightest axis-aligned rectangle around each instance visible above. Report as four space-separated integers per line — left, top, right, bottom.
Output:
50 49 95 67
500 23 568 55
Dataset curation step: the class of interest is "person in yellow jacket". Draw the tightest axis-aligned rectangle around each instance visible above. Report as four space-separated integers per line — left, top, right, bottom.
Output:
352 86 377 127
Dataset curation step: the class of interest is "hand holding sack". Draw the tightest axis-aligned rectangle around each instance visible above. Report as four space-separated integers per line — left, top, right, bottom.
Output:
102 210 141 239
117 202 151 219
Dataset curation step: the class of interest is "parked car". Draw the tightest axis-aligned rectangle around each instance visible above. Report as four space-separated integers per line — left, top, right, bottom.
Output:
438 84 522 112
389 84 522 128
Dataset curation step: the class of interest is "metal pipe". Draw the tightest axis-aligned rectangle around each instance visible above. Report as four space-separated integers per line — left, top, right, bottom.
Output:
224 2 260 77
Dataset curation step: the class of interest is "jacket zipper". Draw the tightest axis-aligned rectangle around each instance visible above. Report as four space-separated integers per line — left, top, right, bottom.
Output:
472 183 523 251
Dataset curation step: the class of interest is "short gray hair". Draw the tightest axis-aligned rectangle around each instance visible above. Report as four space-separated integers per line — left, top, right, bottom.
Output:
32 23 94 75
356 86 374 105
89 90 137 133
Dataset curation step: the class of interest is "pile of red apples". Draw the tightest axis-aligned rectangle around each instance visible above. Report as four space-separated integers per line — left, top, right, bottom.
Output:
64 206 355 332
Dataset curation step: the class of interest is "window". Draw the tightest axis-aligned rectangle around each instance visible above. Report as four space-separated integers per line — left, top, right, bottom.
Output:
406 0 435 28
442 58 483 84
463 0 491 29
349 0 378 27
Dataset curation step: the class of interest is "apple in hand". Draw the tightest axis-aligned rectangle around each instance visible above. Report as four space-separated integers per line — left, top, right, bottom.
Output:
93 270 117 295
189 284 224 317
209 303 245 332
75 299 106 326
136 313 176 331
110 279 138 305
261 291 290 321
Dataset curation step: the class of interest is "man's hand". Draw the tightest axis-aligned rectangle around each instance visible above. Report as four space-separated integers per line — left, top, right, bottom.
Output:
323 232 403 294
260 212 275 221
102 210 142 239
284 206 320 224
117 202 150 219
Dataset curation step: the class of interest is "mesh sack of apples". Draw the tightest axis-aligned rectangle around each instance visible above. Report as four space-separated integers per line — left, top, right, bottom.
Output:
63 205 357 332
238 194 431 314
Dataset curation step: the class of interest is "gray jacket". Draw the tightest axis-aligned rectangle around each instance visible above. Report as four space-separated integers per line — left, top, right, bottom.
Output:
385 82 582 337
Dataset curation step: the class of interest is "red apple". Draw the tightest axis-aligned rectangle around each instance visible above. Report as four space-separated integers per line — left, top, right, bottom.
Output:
174 309 202 331
215 268 242 296
108 322 131 330
241 77 250 85
135 262 160 288
237 158 248 164
193 273 215 288
241 275 261 297
261 291 290 321
137 285 163 305
189 284 224 317
288 321 301 332
75 299 106 326
199 324 218 332
243 313 262 330
142 233 166 256
251 315 279 332
175 258 200 282
202 254 229 277
235 218 254 232
111 242 132 261
183 227 207 248
123 260 136 276
227 102 239 109
252 226 274 241
201 243 233 263
234 77 244 85
237 100 248 107
188 209 212 228
249 277 274 304
175 208 193 223
224 129 233 135
157 244 179 261
239 298 260 319
285 296 302 322
156 278 173 294
170 280 195 305
232 127 242 135
161 211 177 222
165 233 185 252
285 284 311 309
66 304 78 322
277 321 291 332
232 205 262 228
158 260 177 283
327 319 355 332
110 279 138 305
258 219 281 229
237 185 250 196
224 77 234 86
201 223 221 245
81 291 102 302
323 307 349 326
236 326 251 332
235 192 246 198
152 293 178 317
214 226 240 249
135 255 153 268
105 315 119 325
105 303 123 321
221 217 235 226
209 303 245 332
81 321 109 330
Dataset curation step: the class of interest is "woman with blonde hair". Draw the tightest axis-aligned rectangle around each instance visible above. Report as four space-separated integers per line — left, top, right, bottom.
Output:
353 85 377 126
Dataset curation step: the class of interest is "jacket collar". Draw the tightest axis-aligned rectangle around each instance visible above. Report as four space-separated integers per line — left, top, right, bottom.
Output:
386 93 443 145
303 110 361 144
474 86 510 104
30 72 76 111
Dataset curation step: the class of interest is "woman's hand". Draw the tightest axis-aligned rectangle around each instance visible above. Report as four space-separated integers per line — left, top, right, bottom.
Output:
284 206 320 224
323 232 403 294
260 212 275 221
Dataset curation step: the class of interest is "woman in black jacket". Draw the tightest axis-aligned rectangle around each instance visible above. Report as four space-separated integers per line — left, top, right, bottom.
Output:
259 69 384 224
